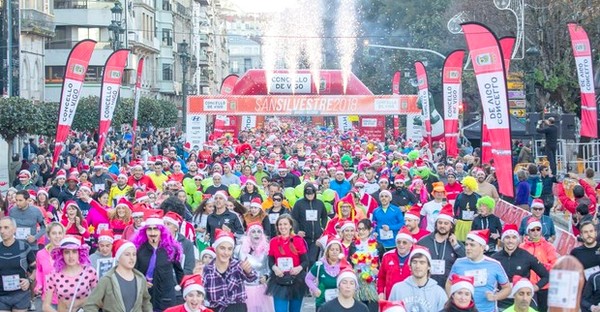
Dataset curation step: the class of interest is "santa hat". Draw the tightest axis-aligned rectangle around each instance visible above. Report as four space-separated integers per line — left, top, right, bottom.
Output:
183 142 191 150
112 239 136 261
324 234 342 251
379 300 407 312
354 178 367 186
395 227 415 243
250 197 262 209
214 190 228 200
450 274 475 295
467 229 490 247
394 174 406 183
37 188 49 198
339 220 356 232
181 274 205 297
59 235 83 249
144 210 164 227
28 190 37 200
245 176 258 186
408 245 432 264
163 211 182 228
79 182 92 193
336 268 358 288
436 203 455 223
379 190 392 198
212 229 235 248
246 221 263 234
66 174 79 183
404 205 421 221
131 204 145 218
135 190 149 202
379 174 389 182
415 158 426 169
510 276 534 298
531 199 544 209
501 224 519 240
63 200 80 213
98 229 114 244
118 172 128 179
200 247 216 259
526 218 542 233
115 197 133 211
56 169 67 180
18 170 31 179
335 166 345 175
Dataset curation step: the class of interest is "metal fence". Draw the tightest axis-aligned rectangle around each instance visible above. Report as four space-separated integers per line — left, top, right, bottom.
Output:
534 139 600 176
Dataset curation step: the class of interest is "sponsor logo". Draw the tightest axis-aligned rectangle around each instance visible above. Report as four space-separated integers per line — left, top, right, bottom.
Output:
476 53 494 66
110 70 121 79
448 70 459 79
71 64 85 75
203 99 227 111
575 42 587 52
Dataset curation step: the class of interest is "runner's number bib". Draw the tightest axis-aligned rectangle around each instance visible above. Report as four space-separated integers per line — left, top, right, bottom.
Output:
306 210 318 222
277 257 294 272
465 269 487 286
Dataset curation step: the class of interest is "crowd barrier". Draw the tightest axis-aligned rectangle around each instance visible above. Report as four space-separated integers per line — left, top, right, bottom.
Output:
494 200 579 255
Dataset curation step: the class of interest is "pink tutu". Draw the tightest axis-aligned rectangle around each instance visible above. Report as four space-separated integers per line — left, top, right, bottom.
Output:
245 283 274 312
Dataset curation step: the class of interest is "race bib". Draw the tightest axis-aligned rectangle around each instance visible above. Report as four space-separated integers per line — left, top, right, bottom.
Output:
2 274 21 291
462 210 475 221
324 288 338 302
306 210 318 222
97 223 109 233
94 184 105 192
269 213 279 224
465 269 487 287
430 260 446 275
379 229 393 240
277 257 294 272
15 227 30 240
585 265 600 280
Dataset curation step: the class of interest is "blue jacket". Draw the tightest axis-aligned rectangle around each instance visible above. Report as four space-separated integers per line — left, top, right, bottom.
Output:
329 179 351 198
372 204 404 248
518 214 556 240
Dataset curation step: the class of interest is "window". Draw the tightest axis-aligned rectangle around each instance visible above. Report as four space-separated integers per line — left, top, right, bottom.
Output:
78 27 100 41
244 58 251 72
162 0 171 11
231 61 239 73
162 64 173 80
162 29 172 46
45 66 65 83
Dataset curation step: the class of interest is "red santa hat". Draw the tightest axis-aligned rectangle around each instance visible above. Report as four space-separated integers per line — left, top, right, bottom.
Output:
526 218 542 233
245 176 258 186
379 189 392 198
408 245 432 264
501 224 520 240
98 229 114 244
510 276 534 298
115 197 133 211
213 190 228 200
112 239 136 261
212 229 235 248
395 227 416 243
394 174 407 183
37 188 49 198
144 210 164 227
250 197 262 209
335 166 345 175
27 190 37 200
18 170 32 179
135 190 149 202
415 158 427 170
180 274 205 297
131 204 145 218
436 203 455 223
200 247 216 259
183 142 191 150
531 198 544 209
379 174 389 182
163 211 182 228
339 220 356 232
336 267 358 288
354 178 367 186
78 182 92 193
324 234 342 251
379 300 407 312
118 172 128 179
467 229 490 247
450 274 475 295
55 169 67 180
246 221 263 234
404 205 421 221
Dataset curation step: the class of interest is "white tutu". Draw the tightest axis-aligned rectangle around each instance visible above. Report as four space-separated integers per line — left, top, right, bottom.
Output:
245 283 274 312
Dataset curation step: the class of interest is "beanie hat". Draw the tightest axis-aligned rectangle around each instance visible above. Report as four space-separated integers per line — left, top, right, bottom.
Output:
212 229 235 248
112 239 136 261
450 274 475 295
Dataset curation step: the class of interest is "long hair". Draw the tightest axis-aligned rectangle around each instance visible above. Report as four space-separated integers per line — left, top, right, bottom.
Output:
194 198 214 217
131 224 182 262
51 246 91 272
239 231 269 256
108 204 132 223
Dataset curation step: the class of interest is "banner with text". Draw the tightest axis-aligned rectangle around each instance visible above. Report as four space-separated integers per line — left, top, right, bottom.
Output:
568 23 597 138
442 50 465 158
187 95 419 116
415 61 431 146
392 71 401 137
337 116 353 132
462 22 514 197
359 117 386 141
406 113 424 143
132 57 144 157
96 49 130 156
52 39 96 168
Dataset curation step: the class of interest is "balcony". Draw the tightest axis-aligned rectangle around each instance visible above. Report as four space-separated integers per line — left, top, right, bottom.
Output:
54 0 113 9
199 34 209 47
21 9 55 37
199 76 209 86
197 54 208 66
46 40 112 50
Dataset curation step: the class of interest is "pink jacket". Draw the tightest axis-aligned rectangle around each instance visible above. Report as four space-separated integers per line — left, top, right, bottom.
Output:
35 247 58 304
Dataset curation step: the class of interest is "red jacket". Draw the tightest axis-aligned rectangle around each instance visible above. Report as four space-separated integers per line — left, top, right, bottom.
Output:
445 182 463 203
377 249 412 299
127 175 157 192
520 237 557 290
557 178 596 215
164 305 213 312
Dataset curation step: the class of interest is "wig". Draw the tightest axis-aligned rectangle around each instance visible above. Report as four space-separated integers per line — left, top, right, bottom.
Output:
51 246 91 272
409 179 429 204
461 176 478 192
239 231 269 257
131 224 183 262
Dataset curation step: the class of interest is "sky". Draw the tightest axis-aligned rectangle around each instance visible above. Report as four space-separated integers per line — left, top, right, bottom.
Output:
229 0 294 13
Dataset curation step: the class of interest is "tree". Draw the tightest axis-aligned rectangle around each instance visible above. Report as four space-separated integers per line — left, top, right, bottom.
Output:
71 96 100 132
35 101 60 136
0 97 38 164
157 99 179 128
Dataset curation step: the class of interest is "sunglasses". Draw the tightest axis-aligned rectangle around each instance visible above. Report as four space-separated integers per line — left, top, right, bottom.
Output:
356 185 364 189
273 198 282 202
532 208 544 211
194 178 202 181
529 228 541 232
379 181 389 184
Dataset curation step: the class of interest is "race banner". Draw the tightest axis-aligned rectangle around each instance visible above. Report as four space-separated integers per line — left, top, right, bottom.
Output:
337 116 353 132
220 74 239 95
96 49 130 156
240 116 257 131
462 22 514 197
442 50 465 158
499 36 516 75
52 39 97 168
568 23 597 138
214 74 240 138
392 71 401 138
132 57 144 157
187 95 420 116
414 61 431 146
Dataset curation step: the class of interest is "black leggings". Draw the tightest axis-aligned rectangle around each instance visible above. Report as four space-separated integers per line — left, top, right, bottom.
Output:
224 303 247 312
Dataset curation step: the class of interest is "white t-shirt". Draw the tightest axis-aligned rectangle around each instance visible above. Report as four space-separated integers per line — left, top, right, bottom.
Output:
421 200 444 232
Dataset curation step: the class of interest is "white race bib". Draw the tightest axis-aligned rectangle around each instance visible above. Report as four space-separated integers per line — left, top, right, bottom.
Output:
585 265 600 280
462 210 475 221
2 274 21 291
94 184 105 192
465 269 487 287
430 259 446 275
277 257 294 272
324 288 338 302
15 227 30 240
269 213 279 224
548 269 579 309
306 210 318 222
97 223 109 232
379 229 393 240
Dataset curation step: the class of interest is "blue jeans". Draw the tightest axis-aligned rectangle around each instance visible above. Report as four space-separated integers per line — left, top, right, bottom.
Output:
273 296 303 312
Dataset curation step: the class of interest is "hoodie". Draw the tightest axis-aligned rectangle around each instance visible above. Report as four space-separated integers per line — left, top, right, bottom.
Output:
290 184 328 241
388 276 448 311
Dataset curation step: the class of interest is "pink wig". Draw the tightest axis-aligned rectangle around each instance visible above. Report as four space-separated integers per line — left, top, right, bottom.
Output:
409 179 429 203
131 224 182 262
51 246 91 272
239 232 269 256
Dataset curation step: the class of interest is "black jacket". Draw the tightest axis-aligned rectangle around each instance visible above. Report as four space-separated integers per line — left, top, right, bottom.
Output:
273 173 301 188
391 188 417 207
206 209 245 241
582 270 600 312
291 195 328 241
536 124 558 149
135 242 184 311
471 214 503 252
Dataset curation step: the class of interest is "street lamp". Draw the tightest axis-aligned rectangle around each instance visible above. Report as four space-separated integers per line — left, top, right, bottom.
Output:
493 0 525 59
108 1 124 51
525 46 540 113
363 40 446 60
179 40 190 128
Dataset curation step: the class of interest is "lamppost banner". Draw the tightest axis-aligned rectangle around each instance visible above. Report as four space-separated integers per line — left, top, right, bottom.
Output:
442 50 464 158
567 23 597 138
462 22 514 197
415 61 431 146
52 39 97 169
392 71 401 138
132 57 144 157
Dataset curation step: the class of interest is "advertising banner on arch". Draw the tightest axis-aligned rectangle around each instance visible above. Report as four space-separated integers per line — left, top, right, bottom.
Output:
52 39 97 168
442 50 465 158
132 57 144 157
568 23 597 138
415 61 431 146
462 22 514 197
96 49 130 156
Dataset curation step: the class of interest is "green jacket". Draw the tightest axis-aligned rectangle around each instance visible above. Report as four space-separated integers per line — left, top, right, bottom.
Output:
83 267 153 312
503 306 537 312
